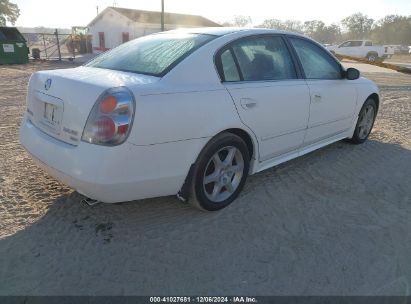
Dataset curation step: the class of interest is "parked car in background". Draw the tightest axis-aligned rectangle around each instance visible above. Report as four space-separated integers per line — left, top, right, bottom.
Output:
385 44 410 54
327 40 394 62
20 28 380 211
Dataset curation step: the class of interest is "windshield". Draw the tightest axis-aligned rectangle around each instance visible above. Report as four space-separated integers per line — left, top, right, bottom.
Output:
85 33 216 77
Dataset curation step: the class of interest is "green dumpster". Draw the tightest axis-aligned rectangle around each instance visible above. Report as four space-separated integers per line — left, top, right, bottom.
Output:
0 27 29 64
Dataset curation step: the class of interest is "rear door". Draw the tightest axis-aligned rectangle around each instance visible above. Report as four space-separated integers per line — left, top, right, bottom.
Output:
216 35 311 162
288 36 357 146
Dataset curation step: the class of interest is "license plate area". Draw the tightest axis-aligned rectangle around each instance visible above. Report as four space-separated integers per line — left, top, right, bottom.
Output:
44 102 58 124
40 102 62 134
32 91 64 135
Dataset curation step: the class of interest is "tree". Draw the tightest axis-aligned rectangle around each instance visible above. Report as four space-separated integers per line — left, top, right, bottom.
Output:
259 19 285 29
258 19 303 33
232 15 252 27
283 20 304 33
304 20 326 39
303 20 342 43
0 0 20 26
258 19 285 30
341 13 374 39
322 24 342 43
371 15 411 44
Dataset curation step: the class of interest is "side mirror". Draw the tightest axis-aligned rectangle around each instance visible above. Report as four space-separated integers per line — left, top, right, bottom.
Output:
346 68 360 80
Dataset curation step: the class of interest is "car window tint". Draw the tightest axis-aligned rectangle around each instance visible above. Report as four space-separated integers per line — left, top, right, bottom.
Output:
86 33 215 76
352 41 363 47
290 37 342 80
220 49 240 81
340 41 352 47
230 36 297 81
364 41 372 46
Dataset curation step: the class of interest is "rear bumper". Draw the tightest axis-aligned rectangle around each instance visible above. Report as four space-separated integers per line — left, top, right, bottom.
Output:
20 115 207 202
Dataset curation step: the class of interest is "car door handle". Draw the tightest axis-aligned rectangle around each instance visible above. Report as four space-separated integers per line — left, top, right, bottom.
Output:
312 94 322 103
240 98 257 109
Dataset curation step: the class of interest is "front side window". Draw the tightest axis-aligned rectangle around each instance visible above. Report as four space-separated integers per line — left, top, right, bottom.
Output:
218 36 297 82
339 41 352 47
339 41 362 47
289 37 342 80
86 33 215 76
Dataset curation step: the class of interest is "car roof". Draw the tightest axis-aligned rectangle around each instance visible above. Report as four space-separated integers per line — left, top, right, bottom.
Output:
164 27 304 37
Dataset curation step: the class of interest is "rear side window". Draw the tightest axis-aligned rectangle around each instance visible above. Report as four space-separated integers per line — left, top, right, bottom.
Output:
86 33 215 76
351 41 363 47
217 35 297 82
220 49 241 82
289 37 342 80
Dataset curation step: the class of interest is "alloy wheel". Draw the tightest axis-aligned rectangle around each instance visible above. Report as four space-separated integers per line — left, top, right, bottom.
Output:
202 146 244 203
358 105 375 139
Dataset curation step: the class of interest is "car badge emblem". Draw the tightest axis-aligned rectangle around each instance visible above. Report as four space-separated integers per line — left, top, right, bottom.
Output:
45 79 52 90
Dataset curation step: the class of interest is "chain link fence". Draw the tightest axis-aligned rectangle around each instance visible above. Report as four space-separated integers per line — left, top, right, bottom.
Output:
21 30 93 61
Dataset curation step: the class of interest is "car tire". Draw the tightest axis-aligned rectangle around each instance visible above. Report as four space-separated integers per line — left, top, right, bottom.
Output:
188 132 250 211
366 52 378 62
347 98 377 144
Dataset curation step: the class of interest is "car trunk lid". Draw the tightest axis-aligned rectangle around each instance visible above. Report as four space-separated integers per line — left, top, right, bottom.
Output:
26 66 159 145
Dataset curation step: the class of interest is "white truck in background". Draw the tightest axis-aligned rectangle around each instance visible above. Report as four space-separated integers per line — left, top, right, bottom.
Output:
327 40 394 62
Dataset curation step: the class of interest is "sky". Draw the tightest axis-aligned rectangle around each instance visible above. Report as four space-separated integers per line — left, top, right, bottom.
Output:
12 0 411 28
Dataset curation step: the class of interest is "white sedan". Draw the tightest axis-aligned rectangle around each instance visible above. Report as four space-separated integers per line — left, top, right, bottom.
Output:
20 28 379 211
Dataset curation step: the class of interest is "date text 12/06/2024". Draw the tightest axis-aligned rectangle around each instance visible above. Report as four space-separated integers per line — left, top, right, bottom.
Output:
149 297 257 303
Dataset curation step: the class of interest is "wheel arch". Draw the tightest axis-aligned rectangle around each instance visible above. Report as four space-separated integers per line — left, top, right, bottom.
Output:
347 90 380 140
177 127 258 202
366 51 378 58
221 128 255 161
368 93 380 112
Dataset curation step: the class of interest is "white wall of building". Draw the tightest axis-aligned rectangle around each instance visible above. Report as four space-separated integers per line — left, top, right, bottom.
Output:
88 8 199 52
89 9 131 50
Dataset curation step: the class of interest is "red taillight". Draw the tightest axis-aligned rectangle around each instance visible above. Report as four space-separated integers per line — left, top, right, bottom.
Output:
117 124 128 134
82 87 135 146
95 116 116 141
99 95 117 113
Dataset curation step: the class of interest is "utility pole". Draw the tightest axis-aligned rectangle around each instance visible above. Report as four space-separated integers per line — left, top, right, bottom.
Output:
161 0 165 31
54 29 61 61
96 6 99 16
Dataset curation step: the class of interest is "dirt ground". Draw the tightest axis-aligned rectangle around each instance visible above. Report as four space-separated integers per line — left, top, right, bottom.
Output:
386 54 411 64
0 61 410 296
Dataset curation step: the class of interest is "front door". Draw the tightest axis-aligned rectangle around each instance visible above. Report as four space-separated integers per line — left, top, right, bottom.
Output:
336 40 362 57
217 35 311 161
289 37 358 146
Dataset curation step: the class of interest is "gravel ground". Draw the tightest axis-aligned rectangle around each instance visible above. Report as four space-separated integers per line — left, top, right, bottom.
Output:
0 61 410 296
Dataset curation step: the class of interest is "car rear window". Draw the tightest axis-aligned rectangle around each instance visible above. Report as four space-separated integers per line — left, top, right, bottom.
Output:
85 33 216 77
